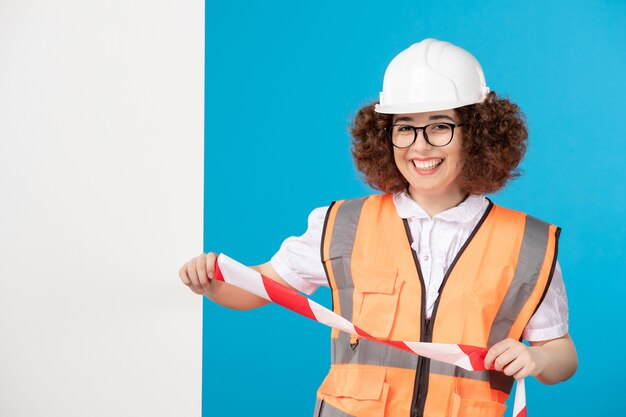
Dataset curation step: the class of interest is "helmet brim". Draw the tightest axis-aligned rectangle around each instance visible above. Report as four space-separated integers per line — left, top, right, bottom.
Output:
374 98 485 114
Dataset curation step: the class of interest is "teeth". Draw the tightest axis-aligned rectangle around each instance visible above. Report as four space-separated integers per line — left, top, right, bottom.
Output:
413 159 443 170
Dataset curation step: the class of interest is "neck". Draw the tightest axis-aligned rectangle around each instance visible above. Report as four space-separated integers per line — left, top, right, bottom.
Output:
407 186 469 217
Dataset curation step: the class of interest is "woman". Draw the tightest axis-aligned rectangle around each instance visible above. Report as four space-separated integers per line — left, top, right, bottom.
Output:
179 39 578 417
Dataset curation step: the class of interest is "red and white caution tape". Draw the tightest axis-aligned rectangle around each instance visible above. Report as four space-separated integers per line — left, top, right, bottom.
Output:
213 253 527 417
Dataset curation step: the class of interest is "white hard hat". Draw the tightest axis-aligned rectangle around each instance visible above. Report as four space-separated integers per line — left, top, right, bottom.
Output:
375 38 490 114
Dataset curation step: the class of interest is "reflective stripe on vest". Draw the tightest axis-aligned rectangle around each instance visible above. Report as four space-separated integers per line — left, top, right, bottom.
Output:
317 194 560 417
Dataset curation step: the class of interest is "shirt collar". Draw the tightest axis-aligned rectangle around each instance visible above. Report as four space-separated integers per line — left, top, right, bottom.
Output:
393 190 488 223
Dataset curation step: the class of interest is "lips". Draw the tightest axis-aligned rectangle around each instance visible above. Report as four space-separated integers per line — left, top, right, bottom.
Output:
412 158 444 171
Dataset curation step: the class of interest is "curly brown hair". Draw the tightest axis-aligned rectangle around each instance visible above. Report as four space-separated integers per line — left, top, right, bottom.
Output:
350 91 528 195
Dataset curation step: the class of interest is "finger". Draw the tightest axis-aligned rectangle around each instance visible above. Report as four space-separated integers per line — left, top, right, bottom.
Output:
186 262 201 291
512 364 533 380
502 356 525 377
189 285 204 295
514 349 542 380
179 264 192 286
494 344 525 372
484 338 515 369
196 254 210 291
205 252 217 280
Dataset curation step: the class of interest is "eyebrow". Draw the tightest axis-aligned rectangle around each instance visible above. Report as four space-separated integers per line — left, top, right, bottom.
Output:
394 115 456 123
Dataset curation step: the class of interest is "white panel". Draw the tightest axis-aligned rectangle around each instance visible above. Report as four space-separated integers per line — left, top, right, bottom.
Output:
0 1 204 416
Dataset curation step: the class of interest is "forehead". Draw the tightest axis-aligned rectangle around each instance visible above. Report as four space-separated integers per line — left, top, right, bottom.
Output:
392 109 458 123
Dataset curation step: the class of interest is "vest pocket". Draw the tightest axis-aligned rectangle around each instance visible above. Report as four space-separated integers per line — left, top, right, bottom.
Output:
352 263 401 339
449 381 507 417
450 395 507 417
318 365 389 417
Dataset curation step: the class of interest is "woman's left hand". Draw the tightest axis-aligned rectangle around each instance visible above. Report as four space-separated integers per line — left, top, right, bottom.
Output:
483 338 549 380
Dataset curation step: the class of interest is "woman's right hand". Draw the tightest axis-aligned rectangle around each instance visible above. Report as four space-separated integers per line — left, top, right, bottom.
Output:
177 253 291 310
178 252 218 295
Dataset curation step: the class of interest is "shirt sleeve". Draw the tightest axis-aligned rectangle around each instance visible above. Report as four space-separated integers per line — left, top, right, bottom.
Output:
270 206 329 295
522 261 569 341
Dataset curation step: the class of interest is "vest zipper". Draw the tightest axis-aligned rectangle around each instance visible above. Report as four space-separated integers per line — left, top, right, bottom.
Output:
410 319 433 417
411 318 433 417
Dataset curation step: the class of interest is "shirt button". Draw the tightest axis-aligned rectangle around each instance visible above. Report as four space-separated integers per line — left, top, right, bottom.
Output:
423 255 429 261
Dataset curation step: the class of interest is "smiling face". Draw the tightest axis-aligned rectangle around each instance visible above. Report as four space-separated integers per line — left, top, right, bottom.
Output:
392 109 465 203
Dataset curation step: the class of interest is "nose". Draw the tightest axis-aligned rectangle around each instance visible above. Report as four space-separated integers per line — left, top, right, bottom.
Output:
411 128 431 151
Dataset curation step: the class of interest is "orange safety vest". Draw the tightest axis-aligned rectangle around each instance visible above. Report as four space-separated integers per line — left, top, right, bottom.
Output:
314 194 560 417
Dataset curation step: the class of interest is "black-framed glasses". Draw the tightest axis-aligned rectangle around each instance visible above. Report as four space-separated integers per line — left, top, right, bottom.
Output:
385 122 465 148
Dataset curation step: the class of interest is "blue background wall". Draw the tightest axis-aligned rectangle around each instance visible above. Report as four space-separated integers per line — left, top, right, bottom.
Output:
205 1 625 415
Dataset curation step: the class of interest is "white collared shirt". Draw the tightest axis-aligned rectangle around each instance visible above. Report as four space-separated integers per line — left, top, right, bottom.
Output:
271 192 569 342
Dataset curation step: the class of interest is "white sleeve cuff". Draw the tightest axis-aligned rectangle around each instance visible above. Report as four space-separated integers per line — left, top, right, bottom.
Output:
270 251 320 295
522 321 569 342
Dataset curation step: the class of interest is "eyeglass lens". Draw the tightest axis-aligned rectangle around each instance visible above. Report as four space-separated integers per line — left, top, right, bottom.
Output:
390 123 455 147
